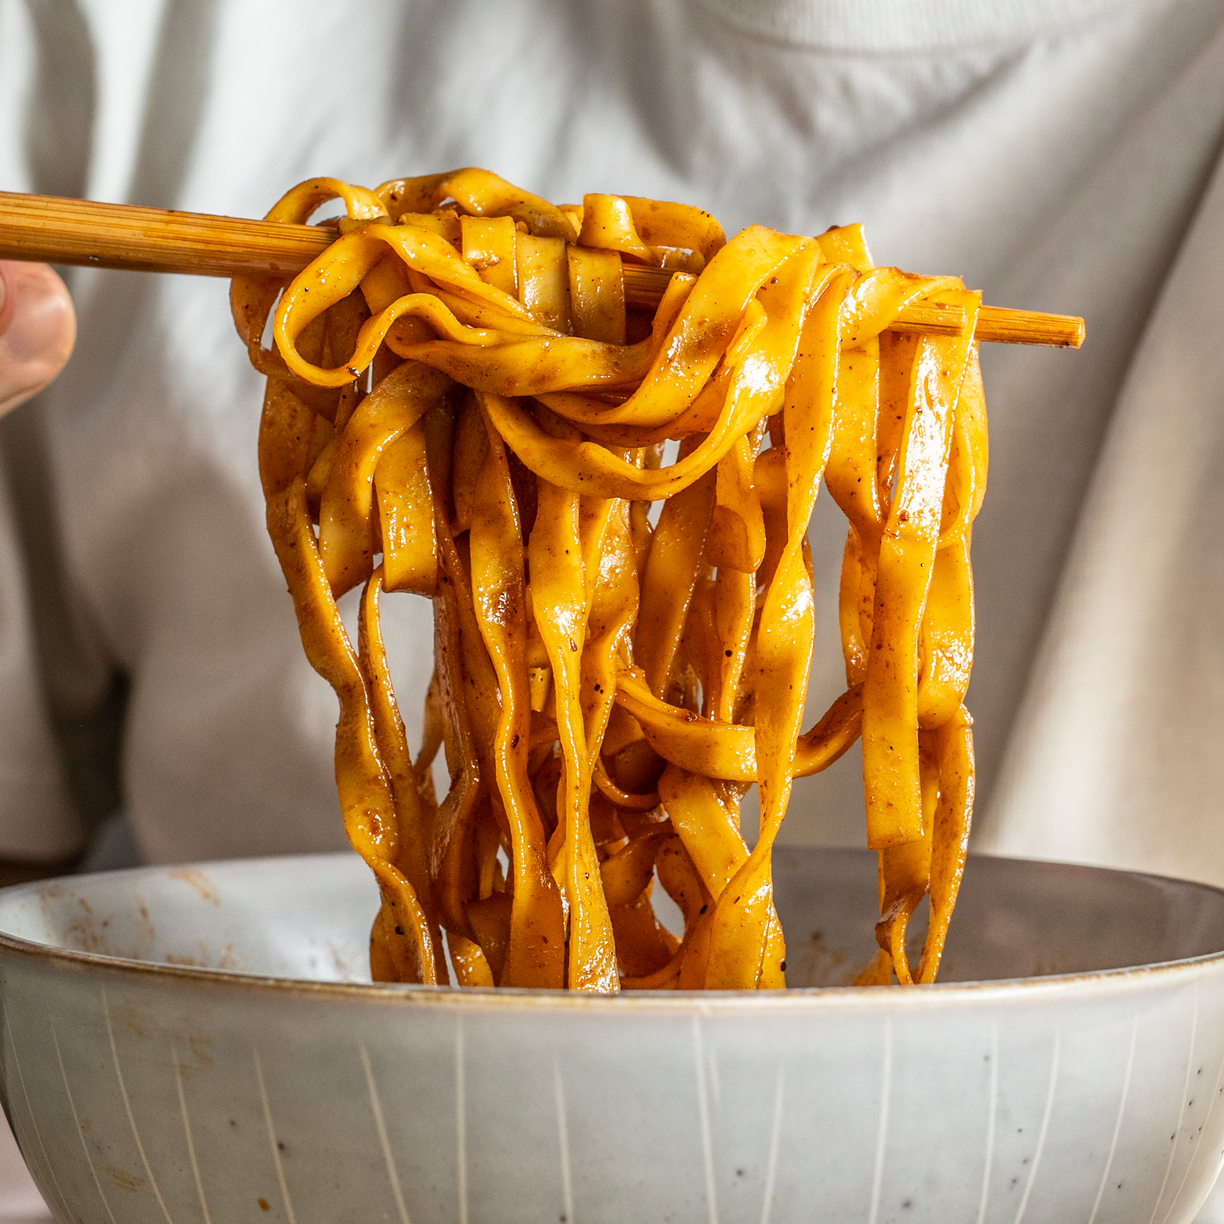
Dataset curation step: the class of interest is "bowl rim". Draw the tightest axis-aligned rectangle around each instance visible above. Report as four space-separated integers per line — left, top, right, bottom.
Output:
2 850 1223 1012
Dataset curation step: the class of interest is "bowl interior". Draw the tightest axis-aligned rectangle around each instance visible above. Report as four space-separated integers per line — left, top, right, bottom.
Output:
2 848 1223 987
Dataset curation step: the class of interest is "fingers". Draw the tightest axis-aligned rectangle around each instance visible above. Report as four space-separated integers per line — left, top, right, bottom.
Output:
0 261 76 416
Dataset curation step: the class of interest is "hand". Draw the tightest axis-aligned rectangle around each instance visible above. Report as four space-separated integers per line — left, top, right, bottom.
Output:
0 261 76 416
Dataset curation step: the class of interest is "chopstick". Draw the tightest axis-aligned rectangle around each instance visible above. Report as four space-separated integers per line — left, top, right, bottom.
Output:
0 191 1086 348
0 191 332 277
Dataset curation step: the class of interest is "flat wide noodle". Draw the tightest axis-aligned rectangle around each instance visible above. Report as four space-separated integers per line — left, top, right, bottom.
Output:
235 173 987 991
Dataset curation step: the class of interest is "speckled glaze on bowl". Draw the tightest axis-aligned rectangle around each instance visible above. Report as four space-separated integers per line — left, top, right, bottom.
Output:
2 848 1224 1224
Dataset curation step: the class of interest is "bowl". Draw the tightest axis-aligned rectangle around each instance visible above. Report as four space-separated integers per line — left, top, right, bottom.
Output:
2 848 1223 1224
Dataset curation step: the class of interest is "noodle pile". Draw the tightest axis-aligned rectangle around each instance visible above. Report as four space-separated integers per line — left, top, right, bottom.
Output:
230 169 985 992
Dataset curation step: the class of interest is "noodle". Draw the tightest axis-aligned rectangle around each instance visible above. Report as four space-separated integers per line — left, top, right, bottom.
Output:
231 169 985 992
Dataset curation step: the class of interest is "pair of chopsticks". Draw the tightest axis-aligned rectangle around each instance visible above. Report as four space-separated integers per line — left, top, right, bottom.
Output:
0 191 1086 348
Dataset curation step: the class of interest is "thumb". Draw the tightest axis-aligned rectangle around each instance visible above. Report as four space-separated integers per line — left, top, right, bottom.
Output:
0 262 76 416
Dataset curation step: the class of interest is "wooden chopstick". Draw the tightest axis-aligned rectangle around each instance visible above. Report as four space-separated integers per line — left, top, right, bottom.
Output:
624 269 1085 347
0 191 1085 348
0 191 332 277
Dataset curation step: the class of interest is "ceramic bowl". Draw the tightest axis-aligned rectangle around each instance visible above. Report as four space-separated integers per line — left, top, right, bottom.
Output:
2 848 1224 1224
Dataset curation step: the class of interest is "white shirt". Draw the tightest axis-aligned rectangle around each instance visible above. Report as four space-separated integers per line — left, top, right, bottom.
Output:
0 0 1222 884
